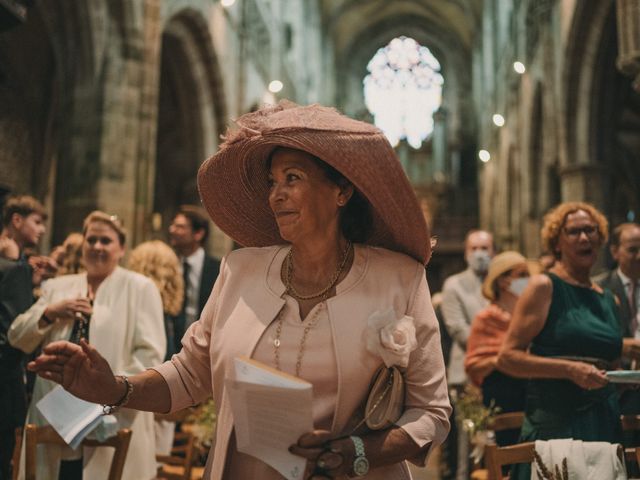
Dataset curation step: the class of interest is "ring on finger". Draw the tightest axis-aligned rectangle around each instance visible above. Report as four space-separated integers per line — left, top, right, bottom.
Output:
75 311 84 319
317 449 344 470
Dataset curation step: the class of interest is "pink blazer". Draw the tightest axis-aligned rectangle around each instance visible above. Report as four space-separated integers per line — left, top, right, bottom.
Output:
154 244 451 479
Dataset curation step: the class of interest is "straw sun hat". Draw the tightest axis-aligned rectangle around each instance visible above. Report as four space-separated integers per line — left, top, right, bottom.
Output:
481 251 530 301
197 100 431 264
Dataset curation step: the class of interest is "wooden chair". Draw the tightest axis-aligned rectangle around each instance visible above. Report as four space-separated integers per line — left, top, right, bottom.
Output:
12 427 23 480
22 424 132 480
488 412 525 432
156 431 196 480
486 441 626 480
484 442 536 480
621 414 640 433
470 412 526 480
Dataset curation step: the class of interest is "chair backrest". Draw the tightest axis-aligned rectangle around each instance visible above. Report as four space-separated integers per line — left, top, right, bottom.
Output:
488 412 525 432
621 414 640 433
156 431 196 480
12 427 23 480
23 424 132 480
485 442 535 480
487 441 626 480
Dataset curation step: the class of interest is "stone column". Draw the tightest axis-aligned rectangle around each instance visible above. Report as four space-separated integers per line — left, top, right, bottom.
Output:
432 107 448 181
616 0 640 91
559 163 607 209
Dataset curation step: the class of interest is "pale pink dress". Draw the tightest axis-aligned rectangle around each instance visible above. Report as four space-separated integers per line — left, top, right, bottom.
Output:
224 259 343 478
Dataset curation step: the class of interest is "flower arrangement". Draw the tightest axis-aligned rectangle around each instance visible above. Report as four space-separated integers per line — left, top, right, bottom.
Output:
187 397 217 463
455 384 501 436
455 384 502 464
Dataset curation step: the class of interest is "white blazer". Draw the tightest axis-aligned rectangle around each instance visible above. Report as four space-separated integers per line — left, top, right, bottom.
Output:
9 266 166 480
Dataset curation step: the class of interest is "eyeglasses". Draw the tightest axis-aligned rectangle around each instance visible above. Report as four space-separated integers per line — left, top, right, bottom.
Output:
563 225 599 238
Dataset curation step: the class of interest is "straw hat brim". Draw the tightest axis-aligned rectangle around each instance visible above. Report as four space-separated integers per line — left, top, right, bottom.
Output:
197 104 430 264
481 251 530 300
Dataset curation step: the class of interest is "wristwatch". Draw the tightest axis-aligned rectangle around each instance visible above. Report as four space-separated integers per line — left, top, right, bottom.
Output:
350 435 369 477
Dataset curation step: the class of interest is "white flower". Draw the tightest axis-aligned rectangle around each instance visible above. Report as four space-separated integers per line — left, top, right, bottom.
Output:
365 307 418 368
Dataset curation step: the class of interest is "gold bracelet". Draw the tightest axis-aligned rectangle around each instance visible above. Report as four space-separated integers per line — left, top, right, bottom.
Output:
102 375 133 415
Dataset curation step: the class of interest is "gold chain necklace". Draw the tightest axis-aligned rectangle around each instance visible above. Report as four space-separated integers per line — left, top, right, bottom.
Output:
285 241 352 301
274 242 353 377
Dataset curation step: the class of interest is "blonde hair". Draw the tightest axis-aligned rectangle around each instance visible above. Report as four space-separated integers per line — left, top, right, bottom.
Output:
541 202 608 258
128 240 184 315
82 211 126 245
56 232 84 276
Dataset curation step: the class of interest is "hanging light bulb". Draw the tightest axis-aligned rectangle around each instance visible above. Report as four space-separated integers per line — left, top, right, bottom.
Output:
513 61 526 74
221 0 236 7
268 80 284 93
492 114 505 127
478 150 491 162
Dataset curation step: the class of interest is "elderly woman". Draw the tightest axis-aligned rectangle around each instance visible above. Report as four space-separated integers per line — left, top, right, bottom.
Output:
498 202 640 479
465 251 531 446
9 212 166 480
28 102 451 480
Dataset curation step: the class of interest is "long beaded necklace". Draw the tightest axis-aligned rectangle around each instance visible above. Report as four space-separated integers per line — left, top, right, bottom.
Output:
274 242 353 377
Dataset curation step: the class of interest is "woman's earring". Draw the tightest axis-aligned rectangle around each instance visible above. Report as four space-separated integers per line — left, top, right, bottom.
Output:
337 199 345 206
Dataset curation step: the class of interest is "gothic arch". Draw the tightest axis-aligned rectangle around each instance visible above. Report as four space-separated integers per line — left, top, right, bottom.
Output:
154 8 227 228
563 0 614 166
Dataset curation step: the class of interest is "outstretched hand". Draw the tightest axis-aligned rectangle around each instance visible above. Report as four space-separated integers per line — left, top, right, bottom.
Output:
28 339 123 405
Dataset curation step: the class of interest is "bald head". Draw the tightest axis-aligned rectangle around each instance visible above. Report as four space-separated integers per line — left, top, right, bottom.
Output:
465 230 495 257
464 230 495 275
611 223 640 281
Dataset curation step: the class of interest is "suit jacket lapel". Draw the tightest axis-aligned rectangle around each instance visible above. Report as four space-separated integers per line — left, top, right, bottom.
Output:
612 272 632 336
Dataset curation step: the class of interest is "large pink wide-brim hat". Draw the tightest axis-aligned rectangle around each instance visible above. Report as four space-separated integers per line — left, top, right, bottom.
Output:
197 100 431 264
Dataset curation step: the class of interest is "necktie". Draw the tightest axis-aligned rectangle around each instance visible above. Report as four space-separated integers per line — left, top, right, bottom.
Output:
630 280 638 336
182 259 191 315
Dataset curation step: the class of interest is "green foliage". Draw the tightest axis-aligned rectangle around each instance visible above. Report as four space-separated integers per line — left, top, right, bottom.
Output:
188 397 217 449
454 384 501 436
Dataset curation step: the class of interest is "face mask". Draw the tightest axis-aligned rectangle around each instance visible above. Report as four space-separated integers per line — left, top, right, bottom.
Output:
508 277 529 296
467 250 491 274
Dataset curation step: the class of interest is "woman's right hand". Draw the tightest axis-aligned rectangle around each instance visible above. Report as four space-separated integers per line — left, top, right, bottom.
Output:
568 361 608 390
44 298 93 323
27 339 124 405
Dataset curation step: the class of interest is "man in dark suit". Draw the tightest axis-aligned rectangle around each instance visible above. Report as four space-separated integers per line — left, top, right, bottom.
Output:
595 223 640 338
168 205 220 354
0 195 46 479
595 222 640 418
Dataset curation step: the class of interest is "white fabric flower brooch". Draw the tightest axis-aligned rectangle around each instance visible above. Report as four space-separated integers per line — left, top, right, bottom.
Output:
365 307 418 368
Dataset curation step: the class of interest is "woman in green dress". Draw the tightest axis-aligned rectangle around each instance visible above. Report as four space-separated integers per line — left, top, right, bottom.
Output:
498 202 640 479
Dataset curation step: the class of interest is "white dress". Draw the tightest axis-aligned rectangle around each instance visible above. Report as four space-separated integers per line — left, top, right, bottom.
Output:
9 266 166 480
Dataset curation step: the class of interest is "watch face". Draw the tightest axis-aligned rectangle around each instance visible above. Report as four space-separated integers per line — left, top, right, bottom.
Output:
353 456 370 476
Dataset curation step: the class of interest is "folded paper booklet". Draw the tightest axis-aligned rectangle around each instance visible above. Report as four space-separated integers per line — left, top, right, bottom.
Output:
36 385 104 449
225 356 313 480
606 370 640 384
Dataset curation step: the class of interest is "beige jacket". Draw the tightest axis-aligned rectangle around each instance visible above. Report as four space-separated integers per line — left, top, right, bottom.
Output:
9 267 166 480
154 244 451 479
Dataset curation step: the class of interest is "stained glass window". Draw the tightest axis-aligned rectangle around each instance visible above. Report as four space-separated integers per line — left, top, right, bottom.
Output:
364 36 443 149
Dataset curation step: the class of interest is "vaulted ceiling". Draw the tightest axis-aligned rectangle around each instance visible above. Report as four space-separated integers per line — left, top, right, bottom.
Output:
320 0 481 56
320 0 482 140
